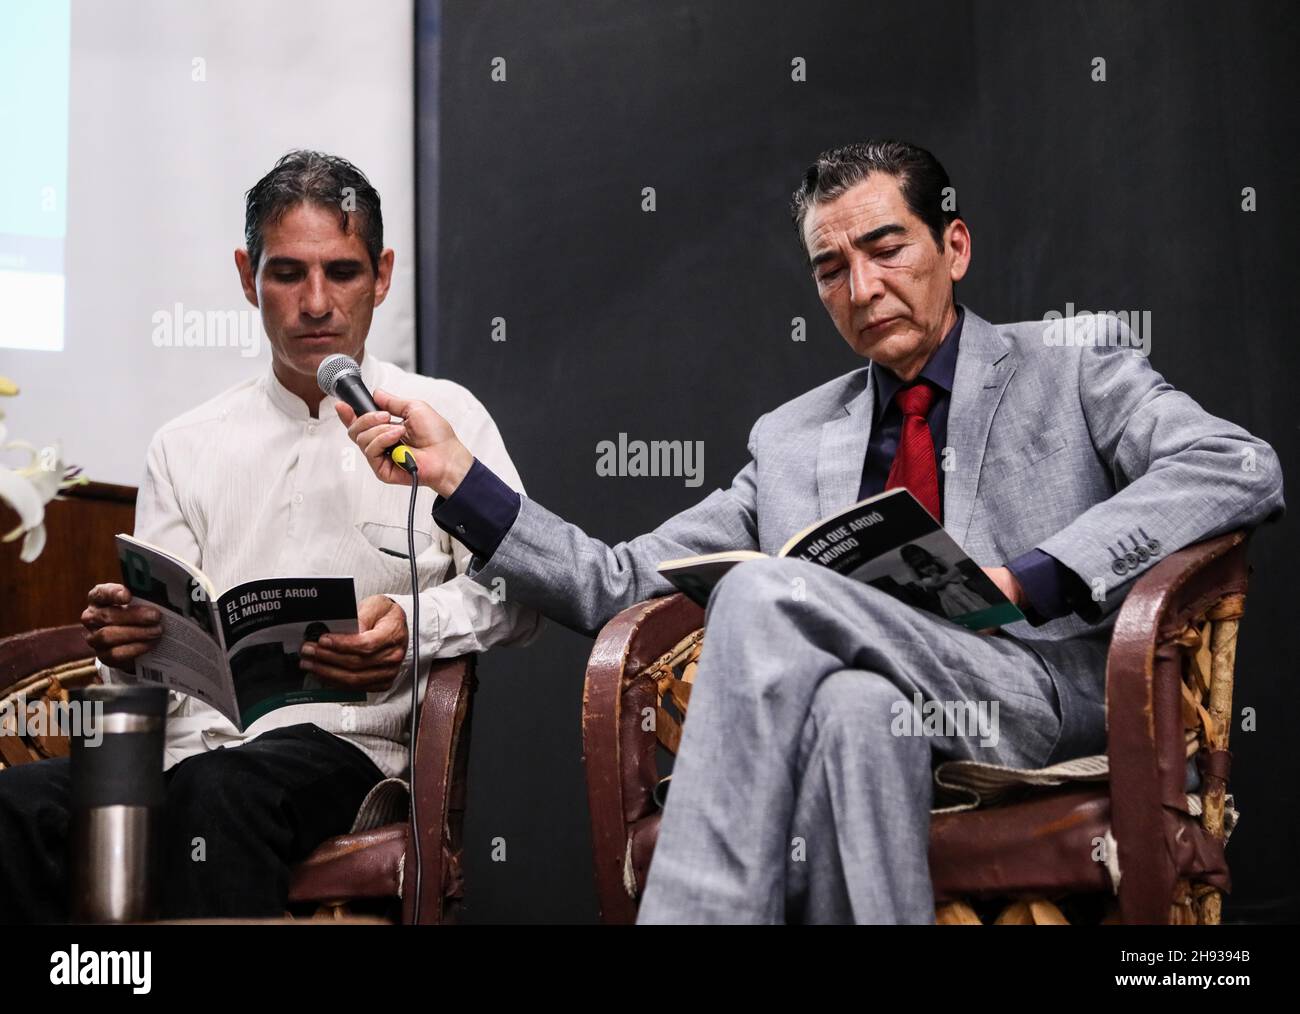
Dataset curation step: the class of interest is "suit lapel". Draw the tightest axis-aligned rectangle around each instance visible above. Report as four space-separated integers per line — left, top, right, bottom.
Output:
816 369 874 518
943 307 1016 546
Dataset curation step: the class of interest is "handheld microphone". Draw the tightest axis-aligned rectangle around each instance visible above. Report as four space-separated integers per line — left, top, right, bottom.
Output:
317 350 427 922
317 353 417 472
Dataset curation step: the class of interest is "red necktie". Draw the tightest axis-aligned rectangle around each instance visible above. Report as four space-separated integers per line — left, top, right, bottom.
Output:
884 382 941 522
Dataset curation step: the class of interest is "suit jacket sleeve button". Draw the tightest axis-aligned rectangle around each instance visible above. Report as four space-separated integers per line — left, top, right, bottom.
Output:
1112 560 1128 576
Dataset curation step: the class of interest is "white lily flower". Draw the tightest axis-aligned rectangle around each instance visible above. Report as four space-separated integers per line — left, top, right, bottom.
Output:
0 465 48 561
0 376 77 562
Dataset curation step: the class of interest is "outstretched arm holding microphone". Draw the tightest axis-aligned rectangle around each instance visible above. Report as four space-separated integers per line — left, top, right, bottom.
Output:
337 390 1028 628
335 381 767 641
336 389 474 497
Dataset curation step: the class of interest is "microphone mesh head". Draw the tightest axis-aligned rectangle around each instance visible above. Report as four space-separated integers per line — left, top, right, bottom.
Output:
317 353 361 397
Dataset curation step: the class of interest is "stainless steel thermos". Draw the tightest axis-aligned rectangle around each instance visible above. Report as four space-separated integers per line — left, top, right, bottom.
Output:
68 684 168 923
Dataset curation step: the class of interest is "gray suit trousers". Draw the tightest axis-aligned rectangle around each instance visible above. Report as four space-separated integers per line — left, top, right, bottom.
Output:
636 556 1082 924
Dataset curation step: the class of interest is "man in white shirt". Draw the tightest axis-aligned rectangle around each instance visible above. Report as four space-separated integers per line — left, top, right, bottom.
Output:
0 150 540 922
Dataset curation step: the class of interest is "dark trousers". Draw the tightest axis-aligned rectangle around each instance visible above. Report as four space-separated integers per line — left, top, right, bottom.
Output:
0 724 384 923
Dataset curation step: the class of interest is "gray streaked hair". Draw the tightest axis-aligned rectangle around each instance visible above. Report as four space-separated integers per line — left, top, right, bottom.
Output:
790 140 960 259
244 149 383 272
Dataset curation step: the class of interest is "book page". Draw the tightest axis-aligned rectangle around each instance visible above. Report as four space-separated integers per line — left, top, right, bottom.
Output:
217 577 363 729
114 534 238 720
657 552 767 607
779 491 1022 630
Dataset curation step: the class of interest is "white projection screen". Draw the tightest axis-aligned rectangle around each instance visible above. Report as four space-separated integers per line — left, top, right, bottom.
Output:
0 0 415 485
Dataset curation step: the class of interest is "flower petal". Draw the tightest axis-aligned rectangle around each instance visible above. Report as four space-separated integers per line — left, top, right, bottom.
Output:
0 467 45 530
20 523 46 562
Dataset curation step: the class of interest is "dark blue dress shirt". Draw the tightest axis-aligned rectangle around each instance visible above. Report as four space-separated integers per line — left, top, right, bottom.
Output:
858 307 964 503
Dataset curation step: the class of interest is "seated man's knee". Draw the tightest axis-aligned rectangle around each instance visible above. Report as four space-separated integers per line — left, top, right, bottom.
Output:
164 748 263 824
0 757 71 820
707 556 814 623
808 670 909 746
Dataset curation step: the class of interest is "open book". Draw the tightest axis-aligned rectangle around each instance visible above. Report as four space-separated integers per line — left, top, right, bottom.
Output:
114 534 364 730
658 488 1023 631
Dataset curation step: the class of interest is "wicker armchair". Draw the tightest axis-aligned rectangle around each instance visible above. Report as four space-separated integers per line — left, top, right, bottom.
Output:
0 626 475 924
581 530 1253 925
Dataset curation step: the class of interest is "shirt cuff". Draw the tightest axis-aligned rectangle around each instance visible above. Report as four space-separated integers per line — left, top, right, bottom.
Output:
385 591 442 694
431 457 521 561
1007 548 1074 626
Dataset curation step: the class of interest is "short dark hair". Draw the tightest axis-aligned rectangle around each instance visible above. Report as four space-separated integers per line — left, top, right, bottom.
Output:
790 140 960 259
244 150 383 273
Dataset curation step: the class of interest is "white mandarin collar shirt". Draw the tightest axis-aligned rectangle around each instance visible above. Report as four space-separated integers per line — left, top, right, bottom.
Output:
261 350 381 421
105 352 540 778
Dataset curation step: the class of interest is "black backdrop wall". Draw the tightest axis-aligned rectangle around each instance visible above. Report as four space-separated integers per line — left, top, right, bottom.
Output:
416 0 1298 923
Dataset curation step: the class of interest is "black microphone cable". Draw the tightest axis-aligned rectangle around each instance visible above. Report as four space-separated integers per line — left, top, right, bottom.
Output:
400 455 424 925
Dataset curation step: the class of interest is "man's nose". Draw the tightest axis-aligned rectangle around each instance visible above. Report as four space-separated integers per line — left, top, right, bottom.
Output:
301 270 332 318
848 255 885 306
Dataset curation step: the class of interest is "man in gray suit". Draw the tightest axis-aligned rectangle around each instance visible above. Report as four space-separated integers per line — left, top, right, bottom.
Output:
337 140 1284 923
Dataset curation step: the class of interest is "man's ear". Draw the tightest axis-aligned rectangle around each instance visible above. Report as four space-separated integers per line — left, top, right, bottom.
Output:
946 219 971 284
371 248 396 308
234 248 259 307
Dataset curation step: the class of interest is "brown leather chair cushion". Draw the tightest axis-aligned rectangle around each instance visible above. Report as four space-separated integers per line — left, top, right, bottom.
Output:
624 792 1112 902
288 824 408 903
625 784 1228 906
930 787 1113 902
930 785 1231 903
624 792 1115 904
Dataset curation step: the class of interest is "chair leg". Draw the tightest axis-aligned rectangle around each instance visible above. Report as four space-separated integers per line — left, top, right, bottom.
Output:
1199 604 1242 926
1169 880 1200 925
935 901 981 925
993 898 1069 925
937 897 1073 925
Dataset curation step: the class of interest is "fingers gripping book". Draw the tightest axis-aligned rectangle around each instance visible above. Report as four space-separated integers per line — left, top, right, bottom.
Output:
114 534 364 730
658 488 1024 631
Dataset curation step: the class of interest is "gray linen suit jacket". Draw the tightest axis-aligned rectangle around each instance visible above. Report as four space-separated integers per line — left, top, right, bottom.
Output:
470 305 1285 762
